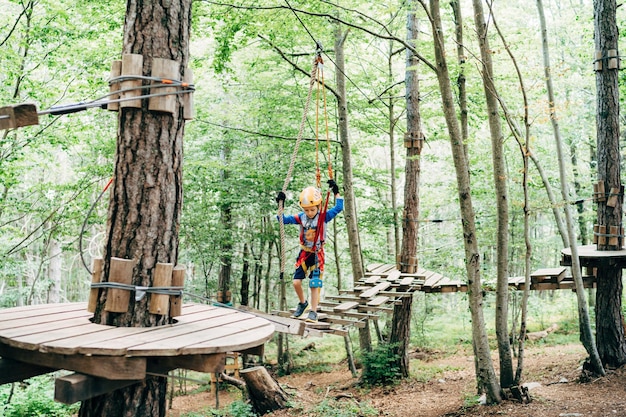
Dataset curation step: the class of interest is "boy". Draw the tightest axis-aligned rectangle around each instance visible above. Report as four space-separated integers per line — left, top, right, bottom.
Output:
276 179 343 322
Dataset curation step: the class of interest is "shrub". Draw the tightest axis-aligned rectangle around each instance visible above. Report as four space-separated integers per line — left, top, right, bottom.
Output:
359 342 402 386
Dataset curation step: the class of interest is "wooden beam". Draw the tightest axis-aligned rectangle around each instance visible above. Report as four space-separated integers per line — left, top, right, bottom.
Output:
0 343 145 380
0 357 55 384
148 353 225 374
55 373 141 405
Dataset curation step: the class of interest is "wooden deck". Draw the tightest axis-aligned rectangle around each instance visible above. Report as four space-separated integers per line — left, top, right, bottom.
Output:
0 302 274 403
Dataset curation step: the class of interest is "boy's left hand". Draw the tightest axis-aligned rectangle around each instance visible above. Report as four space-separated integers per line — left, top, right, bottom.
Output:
327 179 339 195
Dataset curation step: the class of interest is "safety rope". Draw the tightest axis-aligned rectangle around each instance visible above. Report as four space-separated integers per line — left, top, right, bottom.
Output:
278 46 336 278
278 54 320 278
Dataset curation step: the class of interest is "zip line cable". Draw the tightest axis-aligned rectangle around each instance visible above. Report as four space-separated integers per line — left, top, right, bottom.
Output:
0 75 194 122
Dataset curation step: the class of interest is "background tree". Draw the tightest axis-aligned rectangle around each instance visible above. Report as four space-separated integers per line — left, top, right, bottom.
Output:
471 0 514 389
424 0 501 403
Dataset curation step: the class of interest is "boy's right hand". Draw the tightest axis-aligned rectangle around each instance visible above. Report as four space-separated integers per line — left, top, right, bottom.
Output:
276 191 286 204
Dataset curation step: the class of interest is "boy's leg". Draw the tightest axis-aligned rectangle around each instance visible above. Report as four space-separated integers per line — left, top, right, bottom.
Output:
310 286 320 311
293 278 305 303
291 261 309 318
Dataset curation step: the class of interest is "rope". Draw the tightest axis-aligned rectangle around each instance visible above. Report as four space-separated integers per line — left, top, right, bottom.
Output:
79 177 113 275
278 55 319 277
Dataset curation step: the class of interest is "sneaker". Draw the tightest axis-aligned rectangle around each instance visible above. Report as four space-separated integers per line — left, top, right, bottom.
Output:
305 310 318 323
291 301 309 318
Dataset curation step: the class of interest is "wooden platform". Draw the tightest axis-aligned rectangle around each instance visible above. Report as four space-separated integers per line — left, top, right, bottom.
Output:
0 302 274 403
562 244 626 268
271 262 599 337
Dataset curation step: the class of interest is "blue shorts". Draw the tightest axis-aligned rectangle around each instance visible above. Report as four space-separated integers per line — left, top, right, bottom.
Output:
293 252 324 280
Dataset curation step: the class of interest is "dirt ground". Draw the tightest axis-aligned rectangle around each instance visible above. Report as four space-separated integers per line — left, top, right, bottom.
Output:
169 343 626 417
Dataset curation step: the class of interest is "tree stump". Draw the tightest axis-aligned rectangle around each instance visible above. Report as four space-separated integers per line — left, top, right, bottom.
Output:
240 366 289 415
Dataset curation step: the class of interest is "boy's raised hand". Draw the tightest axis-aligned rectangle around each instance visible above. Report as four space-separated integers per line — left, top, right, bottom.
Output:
327 179 339 195
276 191 286 205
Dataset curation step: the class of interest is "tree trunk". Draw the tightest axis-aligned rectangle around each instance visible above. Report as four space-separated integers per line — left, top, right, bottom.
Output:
471 0 513 389
428 0 501 404
218 142 233 305
48 238 61 303
240 366 289 415
240 242 250 306
390 2 421 379
594 0 626 370
80 0 191 415
333 19 370 352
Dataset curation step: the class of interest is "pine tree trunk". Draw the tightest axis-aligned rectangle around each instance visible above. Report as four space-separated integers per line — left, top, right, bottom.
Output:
390 1 421 378
80 0 191 415
594 0 626 369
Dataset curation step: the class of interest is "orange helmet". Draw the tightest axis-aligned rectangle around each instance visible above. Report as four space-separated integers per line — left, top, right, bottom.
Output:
299 186 322 208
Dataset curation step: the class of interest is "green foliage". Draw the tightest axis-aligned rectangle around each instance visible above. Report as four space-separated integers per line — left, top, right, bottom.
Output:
359 342 401 386
411 362 463 384
0 376 79 417
310 398 378 417
181 400 256 417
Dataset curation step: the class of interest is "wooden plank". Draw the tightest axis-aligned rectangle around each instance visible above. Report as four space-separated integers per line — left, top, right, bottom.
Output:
239 306 305 336
326 295 361 303
130 317 274 355
304 321 331 330
365 263 384 272
8 323 106 350
357 305 393 313
360 282 391 299
55 373 141 405
364 275 381 284
0 303 89 325
71 309 244 355
43 308 237 355
325 328 348 337
398 277 414 287
367 296 389 307
0 343 145 380
333 302 360 312
0 358 55 384
385 270 401 281
531 267 567 283
0 316 94 339
317 308 377 320
369 264 395 274
323 317 365 328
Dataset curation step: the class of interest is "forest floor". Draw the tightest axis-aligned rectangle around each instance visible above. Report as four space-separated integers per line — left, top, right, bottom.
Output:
169 343 626 417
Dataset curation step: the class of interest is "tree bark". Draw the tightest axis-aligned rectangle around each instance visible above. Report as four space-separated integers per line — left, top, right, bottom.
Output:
471 0 513 389
428 0 501 404
390 1 421 379
218 141 233 305
594 0 626 370
240 242 250 306
333 19 370 352
48 238 61 303
80 0 191 415
240 366 289 415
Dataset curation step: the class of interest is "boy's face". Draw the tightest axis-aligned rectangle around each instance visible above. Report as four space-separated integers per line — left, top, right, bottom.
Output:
303 205 319 219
